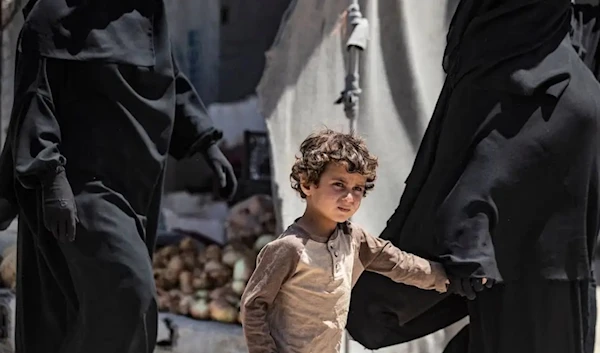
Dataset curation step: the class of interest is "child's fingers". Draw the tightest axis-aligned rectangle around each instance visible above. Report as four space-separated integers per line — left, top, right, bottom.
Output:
481 278 495 288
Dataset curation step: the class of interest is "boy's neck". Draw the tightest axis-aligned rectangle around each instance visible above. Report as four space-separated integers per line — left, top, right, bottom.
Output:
297 207 338 240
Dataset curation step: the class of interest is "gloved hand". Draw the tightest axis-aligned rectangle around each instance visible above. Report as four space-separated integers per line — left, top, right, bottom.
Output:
447 276 495 300
41 167 78 242
202 144 238 200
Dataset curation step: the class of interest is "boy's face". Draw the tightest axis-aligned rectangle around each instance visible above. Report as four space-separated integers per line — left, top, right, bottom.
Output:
302 162 367 223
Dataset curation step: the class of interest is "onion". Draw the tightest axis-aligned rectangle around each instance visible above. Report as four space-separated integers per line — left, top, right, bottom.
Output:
179 237 199 253
192 271 212 290
209 299 238 323
231 280 246 296
179 271 194 294
178 295 194 316
233 257 255 282
222 247 245 268
253 235 276 252
205 244 222 262
190 299 211 320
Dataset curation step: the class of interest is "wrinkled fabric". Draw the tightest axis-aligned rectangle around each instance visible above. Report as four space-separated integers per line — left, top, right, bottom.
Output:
20 0 157 66
443 0 571 85
466 279 597 353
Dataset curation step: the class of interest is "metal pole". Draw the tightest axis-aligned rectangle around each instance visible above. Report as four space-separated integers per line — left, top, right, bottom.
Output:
335 0 368 135
346 0 361 134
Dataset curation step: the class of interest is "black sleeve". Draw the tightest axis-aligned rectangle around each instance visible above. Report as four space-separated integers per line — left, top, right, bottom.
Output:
13 57 66 189
434 131 505 281
435 81 579 281
168 54 222 160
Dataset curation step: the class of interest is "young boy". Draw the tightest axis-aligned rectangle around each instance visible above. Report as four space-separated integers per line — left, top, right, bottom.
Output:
240 129 449 353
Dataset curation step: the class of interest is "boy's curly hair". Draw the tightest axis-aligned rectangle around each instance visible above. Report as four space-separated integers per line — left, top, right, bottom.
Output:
290 129 378 198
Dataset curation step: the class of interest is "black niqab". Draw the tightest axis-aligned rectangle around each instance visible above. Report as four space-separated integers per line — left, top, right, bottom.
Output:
20 0 158 66
443 0 571 84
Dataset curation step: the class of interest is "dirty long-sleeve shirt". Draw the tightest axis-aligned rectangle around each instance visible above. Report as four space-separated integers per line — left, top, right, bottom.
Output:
240 221 448 353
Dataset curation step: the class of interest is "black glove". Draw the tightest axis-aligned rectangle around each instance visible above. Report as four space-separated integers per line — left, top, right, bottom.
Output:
448 277 495 300
41 167 78 242
202 144 238 200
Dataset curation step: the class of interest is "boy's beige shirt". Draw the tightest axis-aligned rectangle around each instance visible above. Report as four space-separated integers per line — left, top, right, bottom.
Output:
240 221 448 353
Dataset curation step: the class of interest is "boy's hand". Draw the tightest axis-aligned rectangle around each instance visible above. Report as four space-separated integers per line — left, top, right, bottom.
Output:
430 262 451 293
448 276 494 300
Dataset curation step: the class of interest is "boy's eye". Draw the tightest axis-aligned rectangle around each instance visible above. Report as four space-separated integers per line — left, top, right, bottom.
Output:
333 182 345 188
353 186 364 193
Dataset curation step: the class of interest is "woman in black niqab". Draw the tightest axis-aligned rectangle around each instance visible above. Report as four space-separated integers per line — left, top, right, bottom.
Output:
347 1 600 352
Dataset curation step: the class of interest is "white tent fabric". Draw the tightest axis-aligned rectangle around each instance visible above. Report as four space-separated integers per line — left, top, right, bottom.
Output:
257 1 468 352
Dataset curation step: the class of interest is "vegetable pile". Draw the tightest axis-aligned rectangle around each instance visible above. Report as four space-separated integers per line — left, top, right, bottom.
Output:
153 234 275 324
154 194 277 324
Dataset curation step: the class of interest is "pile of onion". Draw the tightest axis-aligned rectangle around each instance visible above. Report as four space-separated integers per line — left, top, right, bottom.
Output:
154 234 276 324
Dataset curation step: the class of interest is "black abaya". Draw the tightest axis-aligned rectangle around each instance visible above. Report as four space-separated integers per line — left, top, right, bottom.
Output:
0 1 225 352
347 1 600 352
